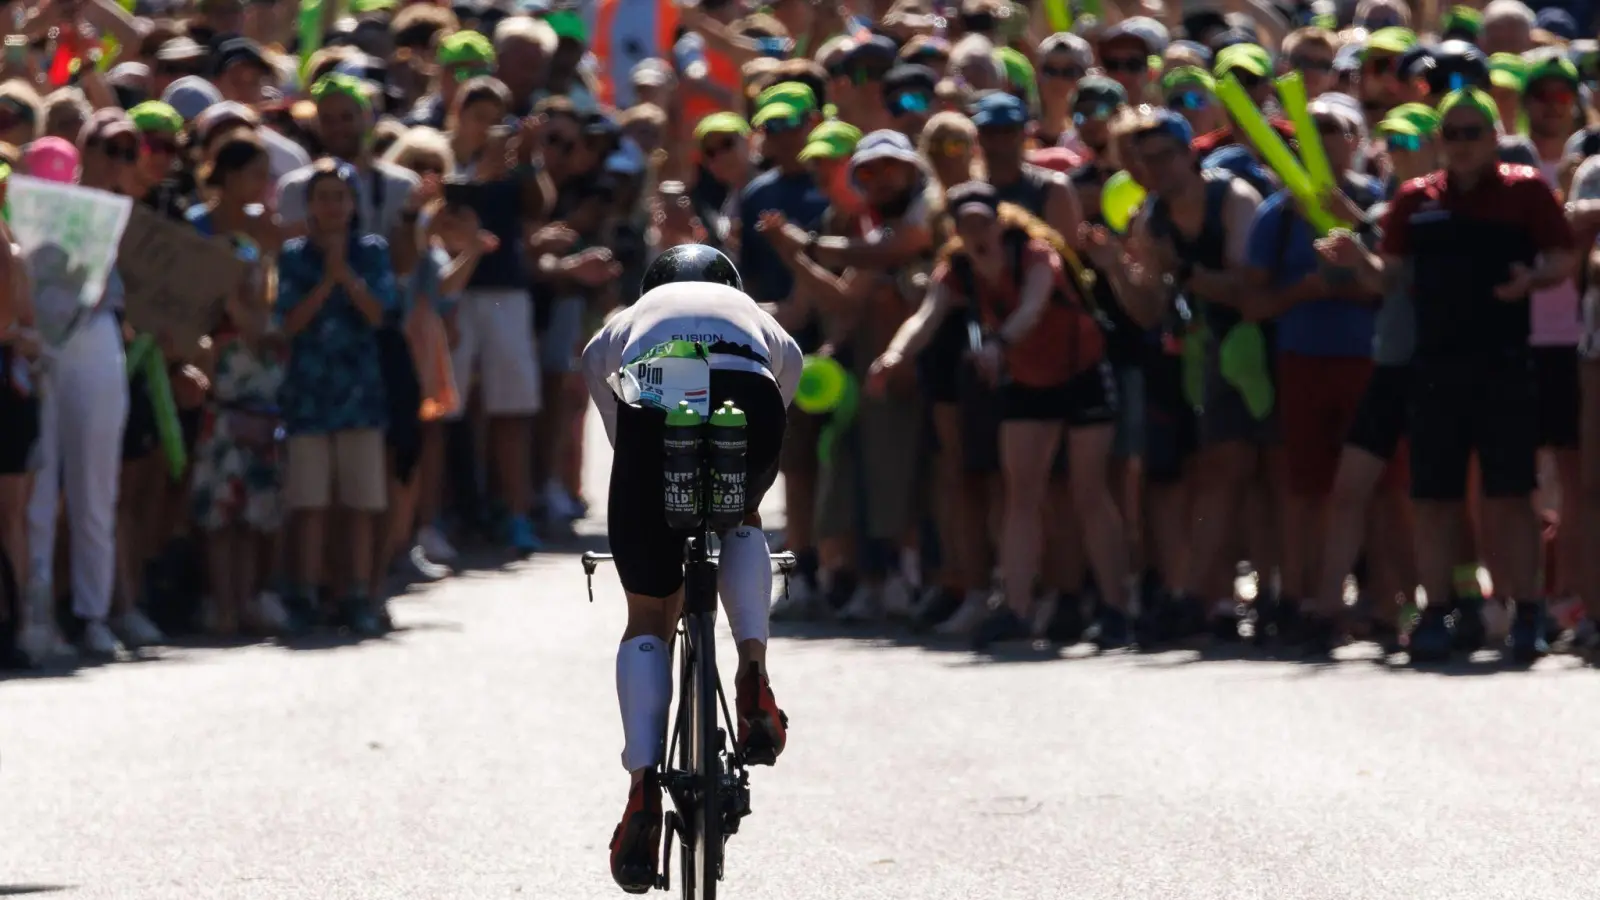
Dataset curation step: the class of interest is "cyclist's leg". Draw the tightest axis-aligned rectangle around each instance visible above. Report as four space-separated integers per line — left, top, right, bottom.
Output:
710 371 788 762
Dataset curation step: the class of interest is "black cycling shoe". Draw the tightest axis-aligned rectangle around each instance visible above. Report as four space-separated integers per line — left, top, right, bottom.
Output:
1093 606 1131 650
1296 612 1341 658
610 772 662 894
1507 600 1550 664
1407 606 1453 663
1044 592 1086 645
972 607 1030 650
1450 595 1487 654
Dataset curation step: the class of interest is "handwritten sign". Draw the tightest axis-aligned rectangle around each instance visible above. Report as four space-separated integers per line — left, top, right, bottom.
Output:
6 175 131 346
117 204 249 350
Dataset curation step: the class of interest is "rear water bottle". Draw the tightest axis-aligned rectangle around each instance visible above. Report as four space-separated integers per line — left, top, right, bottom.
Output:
707 400 747 531
663 401 704 530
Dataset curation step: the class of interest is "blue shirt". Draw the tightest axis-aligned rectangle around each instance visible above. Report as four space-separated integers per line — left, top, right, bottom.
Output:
274 234 397 435
736 168 829 304
402 246 458 325
1246 177 1381 358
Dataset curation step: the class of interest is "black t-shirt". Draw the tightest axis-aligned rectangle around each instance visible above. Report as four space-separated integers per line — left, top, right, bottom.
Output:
463 177 526 289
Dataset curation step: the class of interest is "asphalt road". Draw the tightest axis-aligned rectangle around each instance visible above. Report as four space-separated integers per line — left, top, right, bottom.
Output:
5 409 1600 900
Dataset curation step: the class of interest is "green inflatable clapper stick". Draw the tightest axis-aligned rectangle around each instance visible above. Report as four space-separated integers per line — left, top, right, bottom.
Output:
1218 322 1275 421
1100 170 1147 234
663 401 705 530
795 354 849 414
707 400 747 531
815 370 860 468
1214 74 1341 236
1276 72 1337 200
142 344 188 480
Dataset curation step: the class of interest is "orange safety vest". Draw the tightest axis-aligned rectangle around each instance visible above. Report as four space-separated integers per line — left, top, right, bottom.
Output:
593 0 678 109
681 42 740 123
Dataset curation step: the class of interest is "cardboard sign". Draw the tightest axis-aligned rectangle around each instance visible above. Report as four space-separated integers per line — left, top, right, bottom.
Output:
117 204 248 350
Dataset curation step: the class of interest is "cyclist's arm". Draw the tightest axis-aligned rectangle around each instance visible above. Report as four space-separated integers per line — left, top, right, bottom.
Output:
581 323 623 446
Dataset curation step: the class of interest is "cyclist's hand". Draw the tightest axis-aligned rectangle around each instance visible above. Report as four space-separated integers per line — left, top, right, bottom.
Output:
865 350 902 397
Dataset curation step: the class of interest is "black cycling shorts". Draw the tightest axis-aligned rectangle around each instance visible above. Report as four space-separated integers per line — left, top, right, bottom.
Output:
608 369 786 598
1409 355 1537 501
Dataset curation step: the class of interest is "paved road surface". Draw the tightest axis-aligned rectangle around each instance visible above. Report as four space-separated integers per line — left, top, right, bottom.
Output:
5 409 1600 900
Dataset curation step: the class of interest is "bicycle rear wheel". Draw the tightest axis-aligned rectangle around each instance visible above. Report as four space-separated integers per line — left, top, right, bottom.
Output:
685 610 723 900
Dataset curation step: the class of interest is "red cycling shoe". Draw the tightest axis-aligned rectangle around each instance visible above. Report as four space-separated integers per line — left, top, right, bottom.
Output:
609 771 662 894
735 662 788 766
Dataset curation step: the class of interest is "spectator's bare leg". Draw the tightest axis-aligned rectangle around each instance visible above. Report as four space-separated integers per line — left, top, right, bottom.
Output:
295 508 328 601
1313 447 1387 617
1413 501 1461 609
206 528 239 635
0 473 28 628
415 423 446 531
1068 424 1129 612
1482 496 1541 602
492 415 532 518
1582 362 1600 618
1180 443 1256 604
998 421 1063 619
1146 480 1191 595
1550 448 1583 597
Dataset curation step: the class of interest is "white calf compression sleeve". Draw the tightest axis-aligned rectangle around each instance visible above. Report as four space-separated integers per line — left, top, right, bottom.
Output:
616 635 672 772
717 526 772 644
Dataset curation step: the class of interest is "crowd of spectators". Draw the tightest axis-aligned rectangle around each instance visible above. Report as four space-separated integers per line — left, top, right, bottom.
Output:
0 0 1597 670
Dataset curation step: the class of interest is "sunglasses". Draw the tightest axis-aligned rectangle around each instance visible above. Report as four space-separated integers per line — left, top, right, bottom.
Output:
1363 55 1395 77
760 115 806 134
141 135 177 155
701 136 738 157
905 49 949 67
1166 90 1208 111
1385 133 1423 152
1528 86 1576 106
890 92 931 115
1440 123 1485 142
1101 56 1147 74
1230 70 1265 89
102 141 138 163
158 63 207 76
1314 117 1348 136
927 137 969 157
1042 64 1084 80
852 65 892 86
1072 105 1116 126
1290 55 1334 73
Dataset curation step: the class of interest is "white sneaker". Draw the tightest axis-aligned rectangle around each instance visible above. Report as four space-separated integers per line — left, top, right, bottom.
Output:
936 590 995 637
836 583 885 623
82 620 124 656
415 525 458 563
255 591 289 631
770 573 821 621
114 610 165 647
882 575 916 619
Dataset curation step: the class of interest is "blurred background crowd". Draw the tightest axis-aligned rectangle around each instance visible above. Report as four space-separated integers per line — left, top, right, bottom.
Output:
0 0 1597 671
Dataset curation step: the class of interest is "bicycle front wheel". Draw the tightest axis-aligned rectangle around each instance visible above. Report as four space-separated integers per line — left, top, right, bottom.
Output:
685 611 723 900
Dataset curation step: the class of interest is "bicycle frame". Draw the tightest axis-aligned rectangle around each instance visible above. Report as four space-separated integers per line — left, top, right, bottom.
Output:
580 546 795 899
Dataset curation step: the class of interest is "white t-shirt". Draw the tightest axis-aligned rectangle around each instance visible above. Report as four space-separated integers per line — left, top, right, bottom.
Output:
274 160 419 238
581 282 802 445
260 127 311 193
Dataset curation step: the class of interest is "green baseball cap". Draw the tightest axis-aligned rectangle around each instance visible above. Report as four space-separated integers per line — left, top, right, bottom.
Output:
1214 44 1269 79
1488 52 1528 91
1437 86 1500 129
995 46 1036 95
1442 5 1482 38
545 9 588 43
752 101 804 128
1524 53 1579 92
128 101 183 134
310 72 372 113
348 0 395 12
1374 116 1422 138
694 112 752 140
1386 102 1442 136
1161 65 1215 94
438 30 496 68
756 81 817 114
1365 27 1418 57
798 120 862 162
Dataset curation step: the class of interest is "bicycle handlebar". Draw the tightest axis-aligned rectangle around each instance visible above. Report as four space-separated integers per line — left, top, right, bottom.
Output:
581 549 797 577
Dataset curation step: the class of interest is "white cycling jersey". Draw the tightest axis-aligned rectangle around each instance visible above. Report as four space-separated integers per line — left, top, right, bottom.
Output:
582 281 803 445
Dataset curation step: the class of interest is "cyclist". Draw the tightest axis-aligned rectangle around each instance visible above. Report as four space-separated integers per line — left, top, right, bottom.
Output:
581 244 802 894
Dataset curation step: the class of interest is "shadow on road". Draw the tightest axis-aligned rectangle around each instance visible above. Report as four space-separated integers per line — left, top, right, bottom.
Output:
0 886 74 895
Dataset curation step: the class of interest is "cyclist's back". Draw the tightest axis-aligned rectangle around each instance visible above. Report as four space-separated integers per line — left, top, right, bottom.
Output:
581 248 799 895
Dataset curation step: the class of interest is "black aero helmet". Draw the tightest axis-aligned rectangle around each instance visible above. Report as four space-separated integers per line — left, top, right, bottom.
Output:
1426 40 1489 95
640 244 744 296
